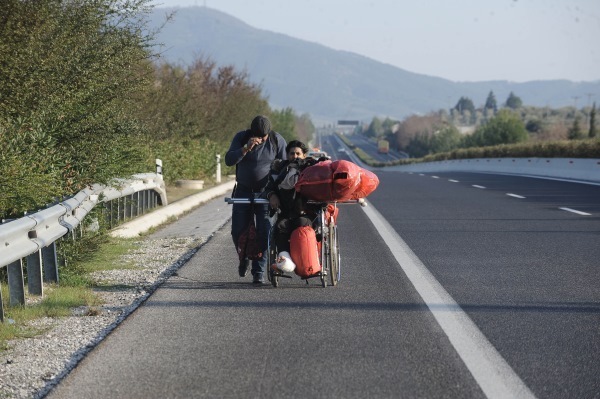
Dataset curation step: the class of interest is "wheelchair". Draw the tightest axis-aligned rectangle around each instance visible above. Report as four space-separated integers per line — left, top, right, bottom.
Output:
225 197 365 288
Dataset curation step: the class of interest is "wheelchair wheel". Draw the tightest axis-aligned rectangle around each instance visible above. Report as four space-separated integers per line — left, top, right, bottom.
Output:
329 224 340 286
319 215 328 288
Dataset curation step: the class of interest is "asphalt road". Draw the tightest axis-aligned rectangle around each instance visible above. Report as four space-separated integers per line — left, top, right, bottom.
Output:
46 171 600 398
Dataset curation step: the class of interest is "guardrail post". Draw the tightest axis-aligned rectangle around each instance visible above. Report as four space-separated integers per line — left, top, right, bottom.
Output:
143 190 149 213
156 158 163 175
42 243 59 283
216 154 221 183
0 284 4 322
27 250 43 296
125 195 132 220
133 191 138 217
7 259 25 306
118 196 124 223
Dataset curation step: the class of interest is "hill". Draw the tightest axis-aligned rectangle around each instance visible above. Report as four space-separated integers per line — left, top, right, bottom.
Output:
149 6 600 124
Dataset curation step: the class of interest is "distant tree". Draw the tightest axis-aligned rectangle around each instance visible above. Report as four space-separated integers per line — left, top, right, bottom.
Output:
405 132 432 158
465 109 528 147
589 102 597 138
395 113 440 149
505 92 523 109
454 97 475 114
381 117 398 136
568 116 585 140
429 125 462 153
484 91 498 112
365 117 384 138
294 113 315 145
269 107 296 143
525 119 543 133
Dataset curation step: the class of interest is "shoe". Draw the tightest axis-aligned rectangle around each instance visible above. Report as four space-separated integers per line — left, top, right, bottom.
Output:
238 259 250 277
252 274 265 285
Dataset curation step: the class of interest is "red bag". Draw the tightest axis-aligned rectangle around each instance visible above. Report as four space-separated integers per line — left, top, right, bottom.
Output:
325 203 339 226
296 160 362 201
351 169 379 199
290 226 321 278
236 219 262 261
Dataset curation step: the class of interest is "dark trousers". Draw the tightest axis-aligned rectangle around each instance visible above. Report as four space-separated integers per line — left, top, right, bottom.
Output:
231 189 271 277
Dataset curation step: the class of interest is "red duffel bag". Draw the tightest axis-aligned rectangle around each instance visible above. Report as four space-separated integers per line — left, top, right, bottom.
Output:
351 168 379 199
290 226 321 278
296 160 362 201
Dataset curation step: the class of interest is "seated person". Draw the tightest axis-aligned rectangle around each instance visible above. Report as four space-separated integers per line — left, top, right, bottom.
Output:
264 140 316 270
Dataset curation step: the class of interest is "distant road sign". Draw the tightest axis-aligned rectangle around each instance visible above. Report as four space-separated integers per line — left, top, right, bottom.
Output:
337 120 359 126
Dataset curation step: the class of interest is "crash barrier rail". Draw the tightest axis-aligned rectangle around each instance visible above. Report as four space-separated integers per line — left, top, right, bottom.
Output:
0 161 167 322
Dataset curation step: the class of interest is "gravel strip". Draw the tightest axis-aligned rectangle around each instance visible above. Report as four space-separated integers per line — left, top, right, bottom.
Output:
0 235 208 399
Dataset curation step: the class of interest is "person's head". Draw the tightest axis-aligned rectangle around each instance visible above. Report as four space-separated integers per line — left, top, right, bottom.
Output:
286 140 308 161
250 115 272 138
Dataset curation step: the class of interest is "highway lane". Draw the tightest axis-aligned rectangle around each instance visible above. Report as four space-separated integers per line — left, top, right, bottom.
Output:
46 171 599 398
367 171 600 398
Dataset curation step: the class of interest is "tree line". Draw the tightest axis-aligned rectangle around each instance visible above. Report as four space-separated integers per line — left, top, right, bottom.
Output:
361 91 597 158
0 0 314 220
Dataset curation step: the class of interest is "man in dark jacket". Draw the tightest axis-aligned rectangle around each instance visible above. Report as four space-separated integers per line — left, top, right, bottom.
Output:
225 115 287 284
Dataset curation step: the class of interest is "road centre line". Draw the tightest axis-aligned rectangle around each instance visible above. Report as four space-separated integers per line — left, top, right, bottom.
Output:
362 202 535 399
506 193 526 199
472 185 486 189
559 207 591 216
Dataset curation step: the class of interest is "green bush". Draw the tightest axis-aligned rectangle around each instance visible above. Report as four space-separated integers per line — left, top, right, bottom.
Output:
0 0 156 218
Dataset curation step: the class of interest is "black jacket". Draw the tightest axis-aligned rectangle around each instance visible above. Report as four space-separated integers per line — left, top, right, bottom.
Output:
265 158 318 219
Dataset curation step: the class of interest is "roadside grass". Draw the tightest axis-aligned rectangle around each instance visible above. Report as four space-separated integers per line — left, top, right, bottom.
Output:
0 236 138 351
0 285 101 350
166 185 204 203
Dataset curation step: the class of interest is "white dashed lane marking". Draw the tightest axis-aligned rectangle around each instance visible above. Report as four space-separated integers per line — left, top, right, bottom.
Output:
506 193 526 199
472 185 486 189
559 207 591 216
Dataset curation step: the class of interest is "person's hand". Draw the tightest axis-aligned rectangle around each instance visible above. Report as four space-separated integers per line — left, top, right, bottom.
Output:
247 137 262 151
269 193 280 210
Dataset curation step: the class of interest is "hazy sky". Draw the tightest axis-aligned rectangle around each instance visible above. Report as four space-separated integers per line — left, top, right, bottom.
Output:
151 0 600 83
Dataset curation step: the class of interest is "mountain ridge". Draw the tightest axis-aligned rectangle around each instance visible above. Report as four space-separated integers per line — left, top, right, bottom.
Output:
149 6 599 124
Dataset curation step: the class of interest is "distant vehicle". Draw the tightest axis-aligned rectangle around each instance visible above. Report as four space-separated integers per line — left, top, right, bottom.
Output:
307 151 330 160
377 139 389 154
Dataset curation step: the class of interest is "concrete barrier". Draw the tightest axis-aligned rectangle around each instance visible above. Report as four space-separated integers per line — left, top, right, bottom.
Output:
110 180 235 238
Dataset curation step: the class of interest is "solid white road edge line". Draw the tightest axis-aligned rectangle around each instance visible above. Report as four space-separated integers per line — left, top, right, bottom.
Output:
559 207 591 216
361 201 536 399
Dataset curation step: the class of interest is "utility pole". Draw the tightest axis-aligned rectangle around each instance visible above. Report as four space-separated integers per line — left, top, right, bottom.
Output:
585 93 594 129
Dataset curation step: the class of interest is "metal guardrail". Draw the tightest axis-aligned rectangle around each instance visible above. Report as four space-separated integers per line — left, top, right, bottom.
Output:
0 169 167 322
